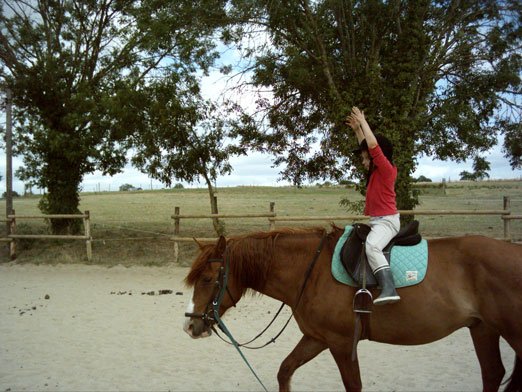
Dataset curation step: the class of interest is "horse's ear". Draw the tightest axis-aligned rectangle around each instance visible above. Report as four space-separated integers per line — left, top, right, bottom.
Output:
193 237 204 249
216 235 227 255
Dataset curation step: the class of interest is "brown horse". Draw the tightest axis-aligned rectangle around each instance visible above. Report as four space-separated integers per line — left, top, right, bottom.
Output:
183 226 522 392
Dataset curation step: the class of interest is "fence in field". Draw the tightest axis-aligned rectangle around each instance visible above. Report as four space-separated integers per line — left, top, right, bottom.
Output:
1 210 93 261
1 196 520 262
171 196 521 263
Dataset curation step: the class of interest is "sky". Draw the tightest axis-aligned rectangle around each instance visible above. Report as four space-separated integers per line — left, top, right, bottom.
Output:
78 147 522 192
1 128 520 195
1 45 521 195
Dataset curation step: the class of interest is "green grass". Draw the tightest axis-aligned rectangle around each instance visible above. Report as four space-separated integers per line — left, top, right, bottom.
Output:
1 180 521 266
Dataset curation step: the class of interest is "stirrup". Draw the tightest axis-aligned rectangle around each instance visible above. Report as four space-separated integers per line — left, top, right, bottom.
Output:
353 288 373 314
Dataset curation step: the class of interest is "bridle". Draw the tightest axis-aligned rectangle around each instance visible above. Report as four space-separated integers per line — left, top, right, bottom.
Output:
185 232 328 340
184 256 237 327
184 234 327 392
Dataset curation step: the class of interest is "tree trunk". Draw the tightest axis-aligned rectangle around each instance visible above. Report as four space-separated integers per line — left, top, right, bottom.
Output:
394 127 418 225
202 173 226 236
39 157 83 234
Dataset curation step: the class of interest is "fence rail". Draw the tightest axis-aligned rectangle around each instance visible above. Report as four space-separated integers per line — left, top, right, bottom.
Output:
172 213 277 219
8 214 89 219
268 210 510 222
170 196 520 263
504 215 522 220
2 210 92 261
2 196 520 263
9 234 89 240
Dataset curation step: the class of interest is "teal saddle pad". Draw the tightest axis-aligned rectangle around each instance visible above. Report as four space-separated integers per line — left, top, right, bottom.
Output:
332 225 429 288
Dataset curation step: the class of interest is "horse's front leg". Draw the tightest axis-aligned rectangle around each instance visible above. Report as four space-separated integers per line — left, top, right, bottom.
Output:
329 346 362 392
277 334 327 392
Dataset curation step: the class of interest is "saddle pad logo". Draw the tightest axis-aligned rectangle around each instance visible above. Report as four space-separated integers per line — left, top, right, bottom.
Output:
406 271 418 281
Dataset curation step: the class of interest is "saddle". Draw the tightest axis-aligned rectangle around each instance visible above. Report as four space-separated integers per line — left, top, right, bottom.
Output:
340 220 421 287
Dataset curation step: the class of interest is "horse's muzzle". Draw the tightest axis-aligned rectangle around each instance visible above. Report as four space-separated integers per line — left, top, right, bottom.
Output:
184 313 212 339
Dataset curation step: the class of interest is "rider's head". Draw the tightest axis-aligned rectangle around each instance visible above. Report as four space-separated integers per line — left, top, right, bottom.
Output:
354 135 394 170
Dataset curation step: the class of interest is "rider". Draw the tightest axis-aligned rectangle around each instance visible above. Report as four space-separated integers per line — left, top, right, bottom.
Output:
346 107 401 305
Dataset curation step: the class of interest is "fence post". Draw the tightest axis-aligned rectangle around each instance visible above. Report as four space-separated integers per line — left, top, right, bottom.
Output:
84 210 92 261
9 209 16 260
503 196 511 241
173 206 180 263
269 202 276 231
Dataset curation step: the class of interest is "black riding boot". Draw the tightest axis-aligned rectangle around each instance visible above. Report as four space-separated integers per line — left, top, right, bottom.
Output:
373 268 400 305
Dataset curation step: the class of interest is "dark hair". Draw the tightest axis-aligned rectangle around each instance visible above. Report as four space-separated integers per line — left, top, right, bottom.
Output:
353 135 394 165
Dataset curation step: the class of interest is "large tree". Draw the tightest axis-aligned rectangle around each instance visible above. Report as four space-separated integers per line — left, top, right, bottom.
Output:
225 0 521 213
0 0 226 232
127 79 246 235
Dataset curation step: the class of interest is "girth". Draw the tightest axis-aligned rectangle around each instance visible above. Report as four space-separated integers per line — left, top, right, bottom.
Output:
340 220 421 287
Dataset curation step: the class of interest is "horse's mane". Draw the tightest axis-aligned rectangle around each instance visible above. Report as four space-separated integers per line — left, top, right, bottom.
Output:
185 227 328 291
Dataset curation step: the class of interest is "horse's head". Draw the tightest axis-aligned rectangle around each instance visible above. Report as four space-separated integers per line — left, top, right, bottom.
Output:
183 236 240 339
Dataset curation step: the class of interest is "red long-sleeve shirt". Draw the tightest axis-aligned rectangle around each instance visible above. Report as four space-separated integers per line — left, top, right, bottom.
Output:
364 145 398 217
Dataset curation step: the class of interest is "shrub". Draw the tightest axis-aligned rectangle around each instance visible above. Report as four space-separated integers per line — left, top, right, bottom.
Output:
119 184 136 191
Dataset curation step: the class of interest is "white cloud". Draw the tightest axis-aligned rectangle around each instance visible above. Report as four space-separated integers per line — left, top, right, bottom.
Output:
216 152 290 187
0 144 519 195
414 142 522 182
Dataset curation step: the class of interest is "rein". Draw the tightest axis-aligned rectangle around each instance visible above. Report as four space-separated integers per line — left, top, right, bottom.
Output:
188 233 327 392
213 234 326 347
211 302 286 349
211 251 269 392
212 234 326 349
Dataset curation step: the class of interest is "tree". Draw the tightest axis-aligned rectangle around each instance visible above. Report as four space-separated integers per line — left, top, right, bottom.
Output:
2 190 19 198
459 171 476 181
0 0 226 233
414 175 432 183
225 0 521 216
129 89 246 235
471 156 491 180
460 156 491 180
119 184 137 192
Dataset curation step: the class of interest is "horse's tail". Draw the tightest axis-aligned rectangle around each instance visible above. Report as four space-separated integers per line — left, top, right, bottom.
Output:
504 355 522 392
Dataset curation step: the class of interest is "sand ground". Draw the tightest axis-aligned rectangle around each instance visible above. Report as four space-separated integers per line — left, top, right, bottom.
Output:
0 263 514 391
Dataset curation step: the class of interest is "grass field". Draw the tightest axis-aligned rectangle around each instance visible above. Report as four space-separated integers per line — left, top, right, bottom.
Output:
0 179 521 266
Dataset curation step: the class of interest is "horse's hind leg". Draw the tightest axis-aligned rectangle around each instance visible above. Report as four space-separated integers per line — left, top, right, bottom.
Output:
469 322 505 392
277 335 327 392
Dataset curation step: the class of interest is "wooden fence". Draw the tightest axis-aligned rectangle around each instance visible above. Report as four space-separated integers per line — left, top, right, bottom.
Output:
1 196 519 263
171 196 520 263
0 216 15 259
2 210 93 261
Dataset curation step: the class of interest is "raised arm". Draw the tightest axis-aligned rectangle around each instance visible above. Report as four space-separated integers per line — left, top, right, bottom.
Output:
345 113 365 144
350 107 377 149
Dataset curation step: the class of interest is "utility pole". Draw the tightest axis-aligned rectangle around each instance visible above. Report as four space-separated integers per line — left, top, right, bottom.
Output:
5 88 13 235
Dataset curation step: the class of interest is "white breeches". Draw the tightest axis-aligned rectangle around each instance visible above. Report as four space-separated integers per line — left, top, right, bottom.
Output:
365 213 400 273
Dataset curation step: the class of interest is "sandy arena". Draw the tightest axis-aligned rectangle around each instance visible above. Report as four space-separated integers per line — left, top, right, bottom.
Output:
0 263 514 391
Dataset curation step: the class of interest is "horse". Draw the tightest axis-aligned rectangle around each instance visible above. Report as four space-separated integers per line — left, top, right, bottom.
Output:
183 226 522 392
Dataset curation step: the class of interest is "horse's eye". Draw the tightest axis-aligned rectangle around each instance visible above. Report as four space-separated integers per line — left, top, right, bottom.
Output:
202 276 213 284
